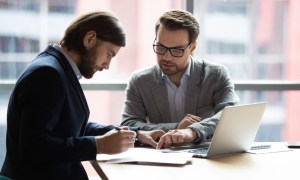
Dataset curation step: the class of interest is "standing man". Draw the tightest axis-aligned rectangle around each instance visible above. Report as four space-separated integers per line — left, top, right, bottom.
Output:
1 10 164 179
121 9 239 148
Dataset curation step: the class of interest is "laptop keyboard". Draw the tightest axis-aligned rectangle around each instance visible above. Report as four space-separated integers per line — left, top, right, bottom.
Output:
187 144 271 154
187 148 208 154
250 144 271 150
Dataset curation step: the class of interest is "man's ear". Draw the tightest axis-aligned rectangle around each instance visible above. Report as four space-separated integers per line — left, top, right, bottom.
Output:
83 31 97 49
190 42 197 53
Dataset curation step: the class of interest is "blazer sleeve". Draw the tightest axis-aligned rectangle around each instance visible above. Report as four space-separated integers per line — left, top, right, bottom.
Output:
84 122 139 136
189 64 239 142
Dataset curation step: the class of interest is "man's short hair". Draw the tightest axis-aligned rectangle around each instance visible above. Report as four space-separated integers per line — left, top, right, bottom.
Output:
155 9 200 43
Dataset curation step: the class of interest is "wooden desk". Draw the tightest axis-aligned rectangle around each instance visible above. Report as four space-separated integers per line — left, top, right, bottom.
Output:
90 142 299 180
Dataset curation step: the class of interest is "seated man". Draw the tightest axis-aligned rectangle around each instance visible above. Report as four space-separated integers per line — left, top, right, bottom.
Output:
121 9 239 148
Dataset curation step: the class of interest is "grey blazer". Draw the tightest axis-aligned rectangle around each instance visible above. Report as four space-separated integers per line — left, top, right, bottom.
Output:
121 57 239 142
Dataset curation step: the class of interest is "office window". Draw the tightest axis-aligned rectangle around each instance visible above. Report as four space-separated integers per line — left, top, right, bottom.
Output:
0 0 40 11
0 36 39 53
193 0 287 80
0 61 28 80
48 0 75 13
192 0 300 141
208 1 247 14
207 40 246 54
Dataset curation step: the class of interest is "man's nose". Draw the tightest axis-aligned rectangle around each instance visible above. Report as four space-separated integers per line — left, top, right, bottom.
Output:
163 50 173 60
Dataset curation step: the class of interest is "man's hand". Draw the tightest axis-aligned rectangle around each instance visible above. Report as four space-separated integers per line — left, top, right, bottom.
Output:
96 127 136 154
156 128 198 149
137 130 165 148
177 114 201 129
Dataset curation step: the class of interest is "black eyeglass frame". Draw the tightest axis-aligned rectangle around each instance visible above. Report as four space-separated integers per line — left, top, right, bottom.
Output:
152 39 192 57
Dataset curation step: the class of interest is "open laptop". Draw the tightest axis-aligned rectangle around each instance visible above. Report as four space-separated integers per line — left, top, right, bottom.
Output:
162 102 268 158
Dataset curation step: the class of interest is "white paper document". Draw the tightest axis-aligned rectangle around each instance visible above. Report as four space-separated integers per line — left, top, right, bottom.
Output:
247 142 292 154
97 147 193 165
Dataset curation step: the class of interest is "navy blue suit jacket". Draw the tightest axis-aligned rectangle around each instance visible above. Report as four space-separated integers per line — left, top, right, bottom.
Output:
1 45 123 179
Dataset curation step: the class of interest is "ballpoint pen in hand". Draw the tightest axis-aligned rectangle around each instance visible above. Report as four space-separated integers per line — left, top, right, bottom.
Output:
115 126 137 141
115 126 122 132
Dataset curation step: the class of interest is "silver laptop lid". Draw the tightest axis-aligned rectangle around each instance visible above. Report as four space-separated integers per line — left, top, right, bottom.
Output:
206 102 267 158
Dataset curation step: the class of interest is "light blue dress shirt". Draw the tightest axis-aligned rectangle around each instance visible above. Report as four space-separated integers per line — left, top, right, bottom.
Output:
163 60 191 123
53 44 82 80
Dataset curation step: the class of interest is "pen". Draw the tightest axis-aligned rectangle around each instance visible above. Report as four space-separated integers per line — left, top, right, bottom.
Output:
115 127 137 141
115 127 122 132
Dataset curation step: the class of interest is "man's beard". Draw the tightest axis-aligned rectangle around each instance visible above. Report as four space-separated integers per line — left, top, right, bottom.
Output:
78 47 97 79
159 61 180 76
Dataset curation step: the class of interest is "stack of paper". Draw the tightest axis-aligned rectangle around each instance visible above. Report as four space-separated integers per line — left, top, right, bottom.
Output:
97 147 193 165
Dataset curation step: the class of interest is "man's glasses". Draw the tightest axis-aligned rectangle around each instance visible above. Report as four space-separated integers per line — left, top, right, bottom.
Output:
153 40 192 57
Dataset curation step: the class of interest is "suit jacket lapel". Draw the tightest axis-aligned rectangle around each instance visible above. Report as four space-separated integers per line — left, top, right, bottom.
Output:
45 46 90 116
151 66 171 123
185 58 203 115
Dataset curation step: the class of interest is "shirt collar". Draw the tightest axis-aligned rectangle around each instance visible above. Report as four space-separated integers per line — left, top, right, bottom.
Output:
52 44 82 80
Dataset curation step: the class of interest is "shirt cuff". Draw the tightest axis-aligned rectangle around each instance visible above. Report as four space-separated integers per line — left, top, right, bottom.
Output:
189 127 202 143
